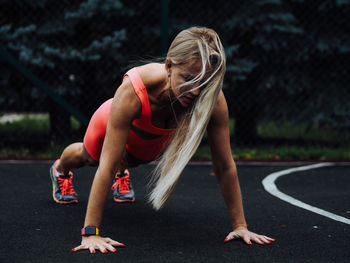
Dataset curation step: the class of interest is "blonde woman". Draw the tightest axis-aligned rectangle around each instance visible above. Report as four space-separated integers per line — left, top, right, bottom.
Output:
49 27 275 253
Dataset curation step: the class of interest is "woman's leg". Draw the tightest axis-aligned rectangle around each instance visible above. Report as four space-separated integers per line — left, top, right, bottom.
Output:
55 142 98 175
50 100 112 204
50 143 98 204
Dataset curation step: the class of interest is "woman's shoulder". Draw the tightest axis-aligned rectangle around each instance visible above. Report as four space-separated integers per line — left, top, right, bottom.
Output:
134 63 167 90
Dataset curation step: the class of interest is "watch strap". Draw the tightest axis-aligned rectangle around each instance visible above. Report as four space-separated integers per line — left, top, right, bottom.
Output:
81 226 99 236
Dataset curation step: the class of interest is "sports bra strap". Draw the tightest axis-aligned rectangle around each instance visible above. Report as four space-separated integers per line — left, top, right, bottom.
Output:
124 68 151 125
124 67 175 135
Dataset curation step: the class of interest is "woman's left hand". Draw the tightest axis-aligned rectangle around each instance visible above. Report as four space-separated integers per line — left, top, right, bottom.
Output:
224 227 275 245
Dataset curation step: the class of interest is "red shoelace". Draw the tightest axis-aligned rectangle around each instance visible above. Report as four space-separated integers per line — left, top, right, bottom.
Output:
112 175 131 193
58 175 76 195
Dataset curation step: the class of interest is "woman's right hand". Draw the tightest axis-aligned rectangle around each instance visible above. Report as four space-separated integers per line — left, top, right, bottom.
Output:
72 236 126 253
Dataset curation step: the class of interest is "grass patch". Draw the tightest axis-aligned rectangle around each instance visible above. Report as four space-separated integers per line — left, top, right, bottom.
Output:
2 115 348 145
2 143 349 161
257 121 350 145
0 113 80 134
0 144 66 159
0 114 349 160
0 143 349 161
194 145 350 161
0 114 50 134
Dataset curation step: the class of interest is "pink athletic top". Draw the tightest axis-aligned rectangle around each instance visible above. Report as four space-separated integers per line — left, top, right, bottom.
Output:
125 68 175 160
83 67 175 162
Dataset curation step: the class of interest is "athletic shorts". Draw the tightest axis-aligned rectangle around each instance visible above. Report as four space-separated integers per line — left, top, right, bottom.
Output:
83 99 113 161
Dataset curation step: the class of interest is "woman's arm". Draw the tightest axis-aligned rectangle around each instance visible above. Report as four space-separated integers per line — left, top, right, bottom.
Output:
207 91 247 229
73 77 141 253
207 91 275 245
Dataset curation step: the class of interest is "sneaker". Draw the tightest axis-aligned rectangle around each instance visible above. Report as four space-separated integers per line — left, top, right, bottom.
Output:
49 159 78 204
111 169 135 203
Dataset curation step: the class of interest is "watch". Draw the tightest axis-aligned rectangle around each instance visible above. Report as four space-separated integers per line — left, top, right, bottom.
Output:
81 226 99 236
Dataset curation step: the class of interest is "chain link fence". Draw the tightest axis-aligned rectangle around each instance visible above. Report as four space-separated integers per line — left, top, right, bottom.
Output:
1 0 350 157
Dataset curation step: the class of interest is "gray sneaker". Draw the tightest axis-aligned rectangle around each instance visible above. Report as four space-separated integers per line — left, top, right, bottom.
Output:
49 159 78 204
111 169 135 203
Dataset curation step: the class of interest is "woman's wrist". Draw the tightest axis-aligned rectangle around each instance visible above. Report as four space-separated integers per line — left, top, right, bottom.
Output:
233 223 248 230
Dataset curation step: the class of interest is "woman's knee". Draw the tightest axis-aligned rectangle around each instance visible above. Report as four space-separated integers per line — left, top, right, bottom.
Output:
82 145 98 166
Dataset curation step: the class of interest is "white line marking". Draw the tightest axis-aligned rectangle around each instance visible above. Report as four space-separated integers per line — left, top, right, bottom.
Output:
262 162 350 225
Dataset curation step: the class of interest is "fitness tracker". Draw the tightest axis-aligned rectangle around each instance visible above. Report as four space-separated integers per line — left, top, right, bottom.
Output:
81 226 99 236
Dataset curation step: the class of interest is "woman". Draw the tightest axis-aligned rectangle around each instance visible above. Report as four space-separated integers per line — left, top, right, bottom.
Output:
50 27 275 253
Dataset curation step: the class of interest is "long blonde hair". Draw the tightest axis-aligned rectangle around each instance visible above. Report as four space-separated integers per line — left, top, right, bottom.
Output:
149 27 226 210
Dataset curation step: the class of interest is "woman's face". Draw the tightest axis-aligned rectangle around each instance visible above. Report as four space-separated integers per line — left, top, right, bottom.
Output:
167 60 203 108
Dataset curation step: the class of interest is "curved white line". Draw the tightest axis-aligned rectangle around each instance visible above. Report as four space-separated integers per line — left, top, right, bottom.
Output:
262 162 350 225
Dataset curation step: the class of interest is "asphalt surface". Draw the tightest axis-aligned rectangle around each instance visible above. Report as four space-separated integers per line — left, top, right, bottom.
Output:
0 161 349 263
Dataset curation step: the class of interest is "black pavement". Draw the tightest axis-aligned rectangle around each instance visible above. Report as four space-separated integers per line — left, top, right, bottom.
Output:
0 161 349 263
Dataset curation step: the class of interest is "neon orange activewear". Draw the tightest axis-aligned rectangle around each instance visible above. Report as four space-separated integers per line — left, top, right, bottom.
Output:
83 68 175 162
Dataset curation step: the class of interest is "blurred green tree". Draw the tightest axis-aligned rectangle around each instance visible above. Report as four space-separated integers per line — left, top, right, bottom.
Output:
1 0 349 148
223 0 305 145
222 0 350 145
0 0 129 141
286 0 350 130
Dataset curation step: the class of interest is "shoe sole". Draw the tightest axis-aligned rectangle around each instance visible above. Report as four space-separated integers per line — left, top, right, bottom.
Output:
50 162 78 205
52 192 78 204
113 197 135 203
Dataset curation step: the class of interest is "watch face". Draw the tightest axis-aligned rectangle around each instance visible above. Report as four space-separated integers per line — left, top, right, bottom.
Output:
81 226 99 236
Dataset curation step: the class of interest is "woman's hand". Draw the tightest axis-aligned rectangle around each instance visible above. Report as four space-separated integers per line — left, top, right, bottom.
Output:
224 227 275 245
72 236 126 253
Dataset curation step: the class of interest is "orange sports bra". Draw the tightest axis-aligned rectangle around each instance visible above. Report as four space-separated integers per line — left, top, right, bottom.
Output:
124 68 175 161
